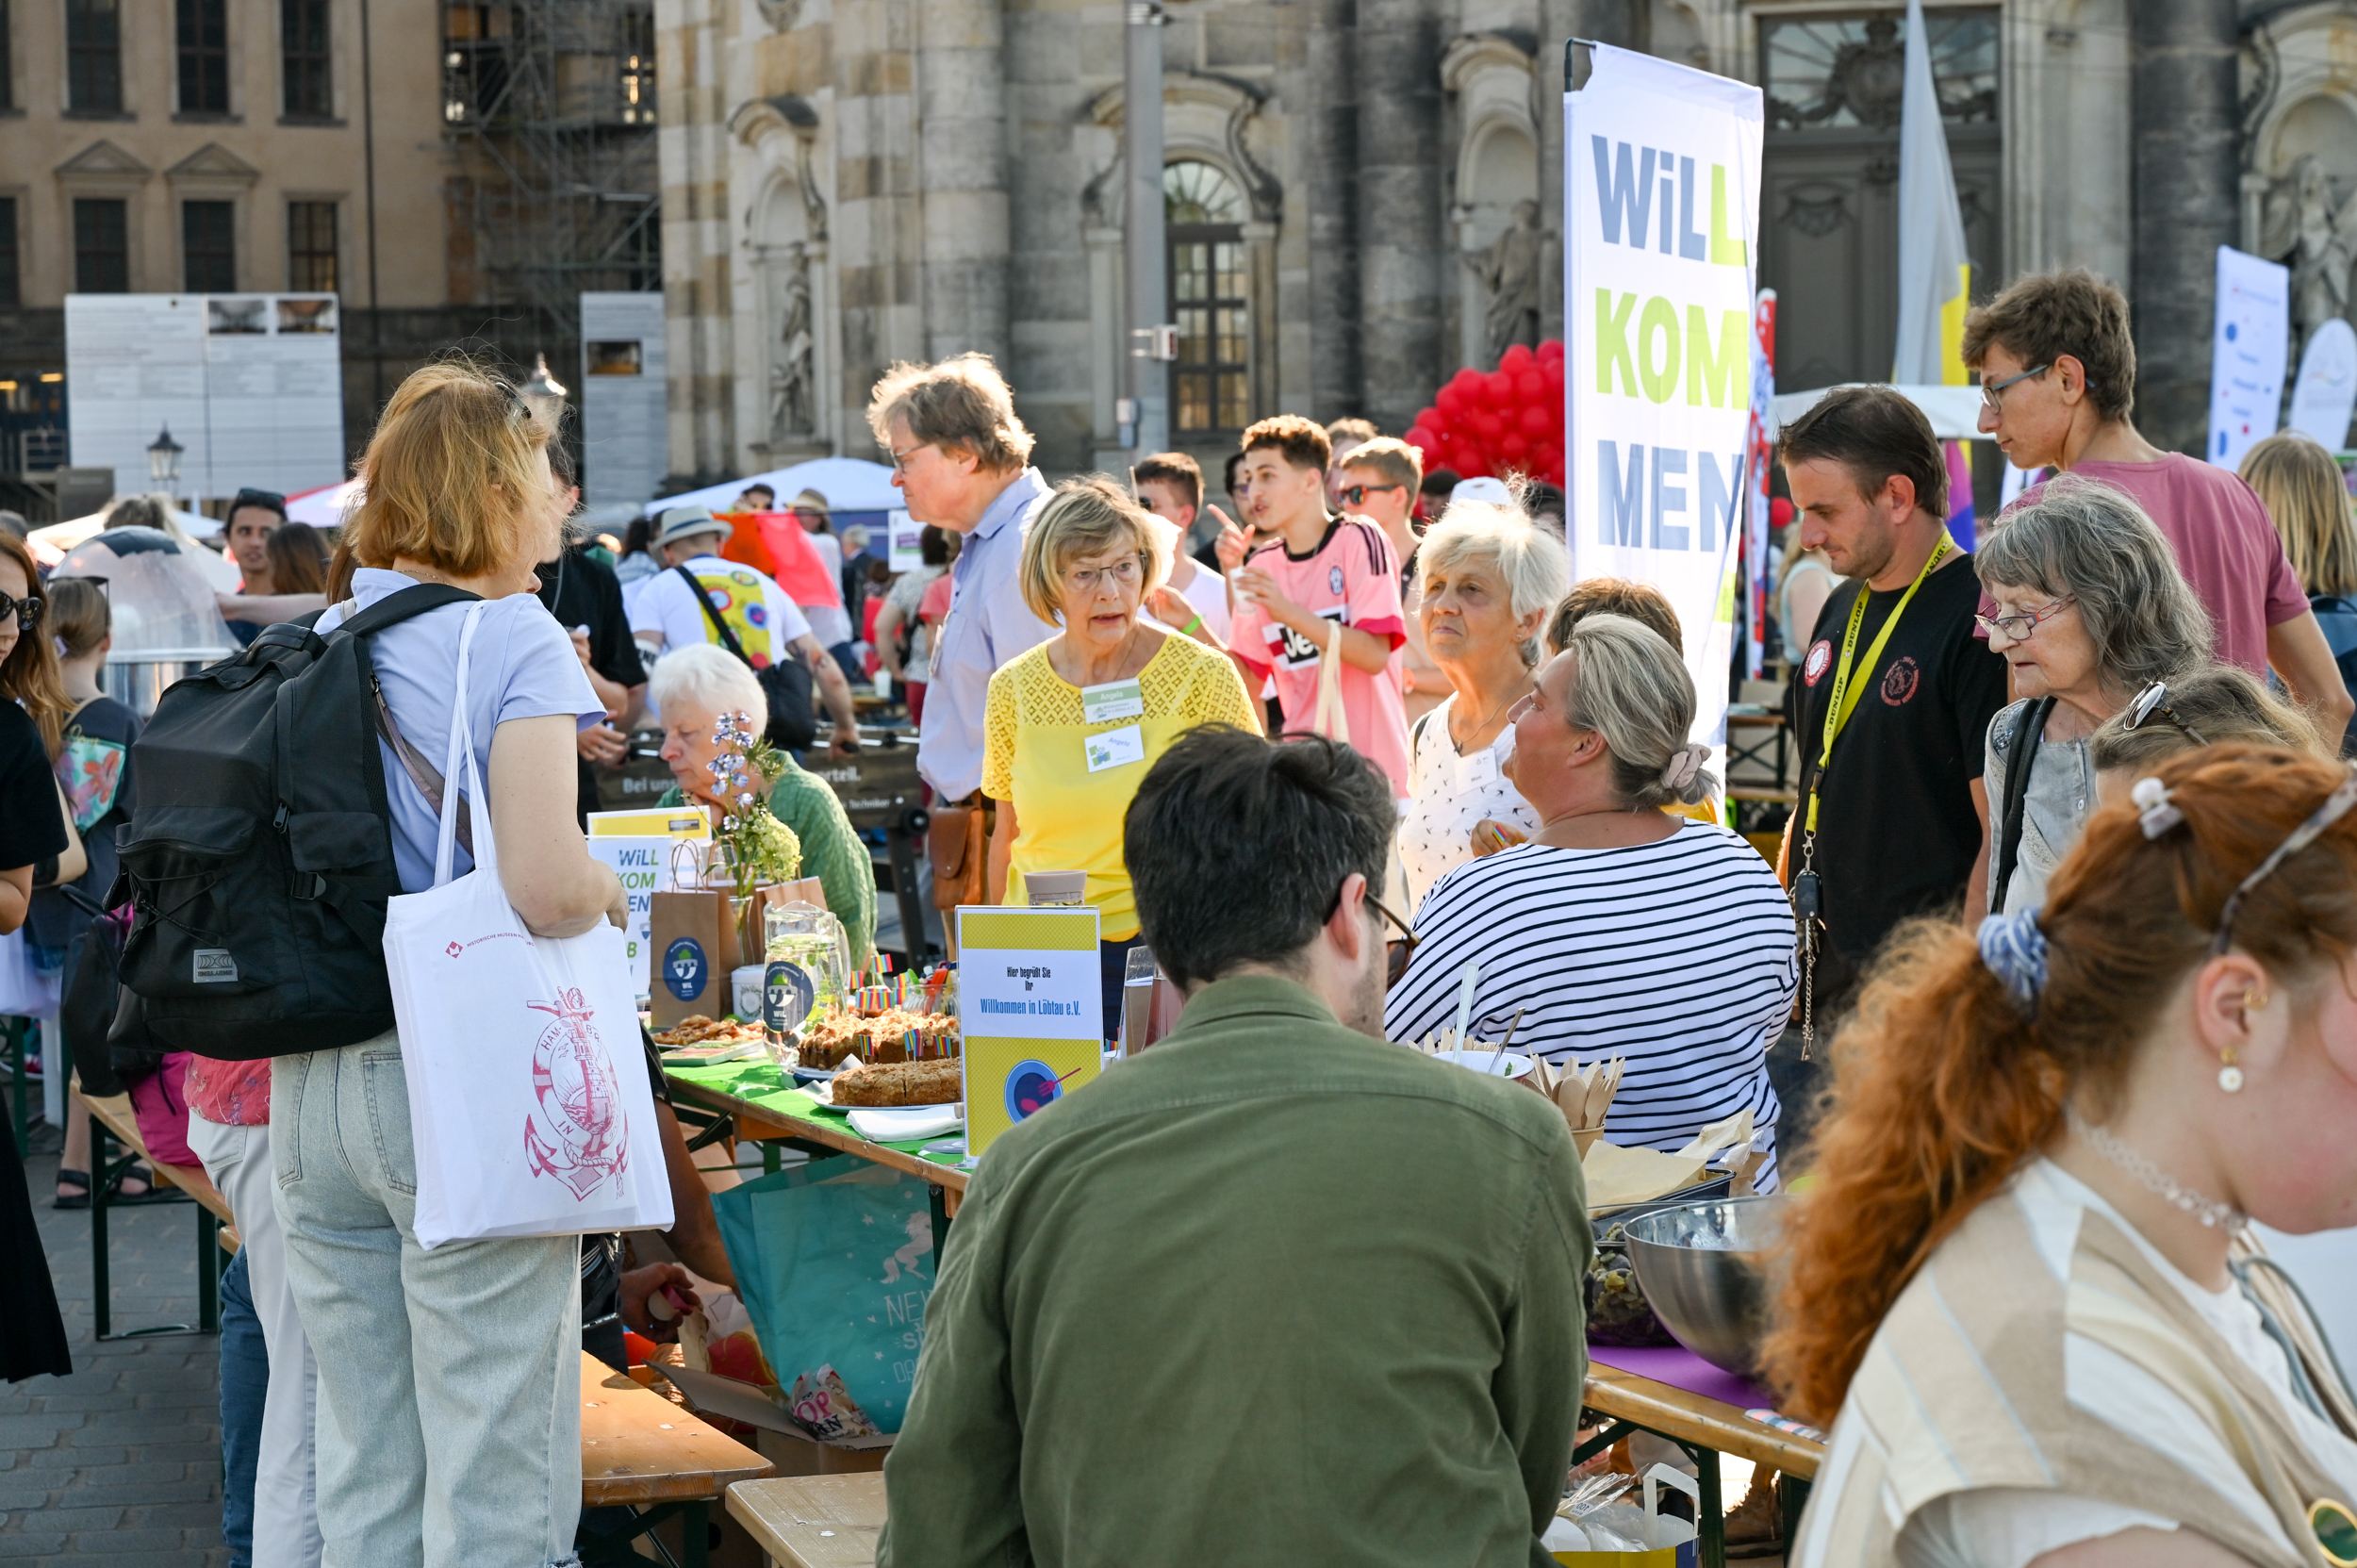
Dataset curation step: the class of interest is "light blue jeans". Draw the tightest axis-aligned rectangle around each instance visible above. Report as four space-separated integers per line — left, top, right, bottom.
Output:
272 1034 584 1568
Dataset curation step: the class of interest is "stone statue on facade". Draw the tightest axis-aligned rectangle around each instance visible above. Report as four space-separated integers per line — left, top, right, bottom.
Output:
1463 200 1543 366
2261 155 2357 349
767 245 816 444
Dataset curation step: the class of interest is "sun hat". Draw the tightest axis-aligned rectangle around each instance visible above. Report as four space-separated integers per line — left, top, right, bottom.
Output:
652 504 732 551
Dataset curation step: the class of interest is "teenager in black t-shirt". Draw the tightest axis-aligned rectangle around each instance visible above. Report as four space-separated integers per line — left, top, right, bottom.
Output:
537 537 648 825
1780 388 2010 1025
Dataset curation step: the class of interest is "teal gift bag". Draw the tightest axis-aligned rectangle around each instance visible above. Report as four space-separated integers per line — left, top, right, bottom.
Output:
712 1162 937 1437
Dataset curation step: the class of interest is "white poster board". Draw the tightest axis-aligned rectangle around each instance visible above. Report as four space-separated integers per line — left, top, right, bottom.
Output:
885 508 924 572
580 292 668 506
66 293 344 503
2207 246 2290 470
2287 318 2357 452
1564 45 1763 747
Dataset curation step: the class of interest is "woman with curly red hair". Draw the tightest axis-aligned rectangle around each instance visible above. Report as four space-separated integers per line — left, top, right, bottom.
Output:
1768 743 2357 1566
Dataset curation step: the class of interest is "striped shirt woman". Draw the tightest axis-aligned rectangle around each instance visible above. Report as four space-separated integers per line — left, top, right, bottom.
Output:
1384 819 1797 1188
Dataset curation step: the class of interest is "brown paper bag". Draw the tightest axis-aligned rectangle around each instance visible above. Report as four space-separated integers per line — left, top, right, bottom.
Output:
648 887 739 1027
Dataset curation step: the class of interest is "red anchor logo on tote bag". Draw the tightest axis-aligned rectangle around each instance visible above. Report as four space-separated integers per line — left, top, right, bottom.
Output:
522 987 629 1200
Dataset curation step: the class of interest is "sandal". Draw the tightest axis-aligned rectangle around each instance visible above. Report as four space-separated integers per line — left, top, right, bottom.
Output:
54 1167 91 1211
111 1163 182 1204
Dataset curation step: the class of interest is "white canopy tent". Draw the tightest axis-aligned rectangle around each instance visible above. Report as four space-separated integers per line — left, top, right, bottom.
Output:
644 457 898 519
1769 383 1990 442
285 478 362 530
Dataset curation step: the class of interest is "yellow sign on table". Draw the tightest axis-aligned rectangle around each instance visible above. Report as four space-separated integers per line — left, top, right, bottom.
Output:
956 906 1102 1158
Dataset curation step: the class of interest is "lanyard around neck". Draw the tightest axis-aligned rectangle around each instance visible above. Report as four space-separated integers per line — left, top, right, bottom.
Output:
1805 533 1955 834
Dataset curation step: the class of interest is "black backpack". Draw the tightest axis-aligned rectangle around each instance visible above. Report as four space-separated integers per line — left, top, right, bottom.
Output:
114 584 477 1060
55 888 164 1098
675 564 819 751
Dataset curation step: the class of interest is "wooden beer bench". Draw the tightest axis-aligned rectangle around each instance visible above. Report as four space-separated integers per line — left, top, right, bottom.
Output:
729 1474 887 1568
74 1089 228 1339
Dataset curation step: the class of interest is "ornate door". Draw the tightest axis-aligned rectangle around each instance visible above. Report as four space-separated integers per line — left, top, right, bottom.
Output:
1757 11 2003 392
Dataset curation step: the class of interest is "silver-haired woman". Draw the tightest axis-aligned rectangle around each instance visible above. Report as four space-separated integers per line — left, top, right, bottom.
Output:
1384 615 1799 1186
1976 474 2213 914
1393 498 1570 910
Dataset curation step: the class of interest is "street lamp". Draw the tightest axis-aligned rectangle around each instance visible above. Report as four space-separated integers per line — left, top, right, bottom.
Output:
519 352 569 433
146 424 185 491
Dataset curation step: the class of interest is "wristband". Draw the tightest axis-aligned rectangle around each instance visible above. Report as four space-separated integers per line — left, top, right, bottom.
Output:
1180 615 1205 636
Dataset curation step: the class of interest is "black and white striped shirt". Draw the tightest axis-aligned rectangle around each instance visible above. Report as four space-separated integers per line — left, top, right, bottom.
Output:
1383 820 1799 1190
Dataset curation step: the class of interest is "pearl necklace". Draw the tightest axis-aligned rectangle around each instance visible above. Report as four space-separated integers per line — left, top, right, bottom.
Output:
2069 1112 2248 1233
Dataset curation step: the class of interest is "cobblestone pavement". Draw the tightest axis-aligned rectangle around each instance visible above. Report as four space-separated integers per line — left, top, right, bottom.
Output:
3 1137 229 1568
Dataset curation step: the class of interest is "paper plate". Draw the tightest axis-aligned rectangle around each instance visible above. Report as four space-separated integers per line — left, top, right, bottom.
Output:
1432 1048 1533 1080
847 1104 964 1143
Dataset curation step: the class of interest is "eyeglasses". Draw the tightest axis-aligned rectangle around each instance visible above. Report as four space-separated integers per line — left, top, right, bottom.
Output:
1365 888 1421 986
2210 762 2357 957
0 590 42 632
2124 681 2209 745
1980 363 2052 413
1063 556 1144 594
1338 483 1403 508
887 441 936 475
1974 596 2076 642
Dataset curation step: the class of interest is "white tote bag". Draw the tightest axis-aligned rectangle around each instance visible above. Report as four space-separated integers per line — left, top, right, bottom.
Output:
384 604 674 1249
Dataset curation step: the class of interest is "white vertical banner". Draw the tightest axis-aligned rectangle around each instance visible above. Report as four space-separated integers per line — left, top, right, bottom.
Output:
1564 45 1764 748
2206 246 2290 471
580 292 669 505
2287 318 2357 452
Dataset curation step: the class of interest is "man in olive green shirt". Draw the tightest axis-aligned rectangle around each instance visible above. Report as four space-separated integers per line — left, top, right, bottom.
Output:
881 729 1591 1567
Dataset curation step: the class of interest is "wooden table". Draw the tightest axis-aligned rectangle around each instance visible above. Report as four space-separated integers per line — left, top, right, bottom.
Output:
75 1089 227 1339
581 1350 774 1566
728 1474 886 1568
663 1064 967 1249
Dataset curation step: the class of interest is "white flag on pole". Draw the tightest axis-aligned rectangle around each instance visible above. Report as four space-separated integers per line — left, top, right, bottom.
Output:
1892 0 1971 384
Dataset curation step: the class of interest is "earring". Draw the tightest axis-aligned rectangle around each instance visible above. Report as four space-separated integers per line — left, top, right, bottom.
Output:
2218 1043 2246 1095
2244 985 2270 1013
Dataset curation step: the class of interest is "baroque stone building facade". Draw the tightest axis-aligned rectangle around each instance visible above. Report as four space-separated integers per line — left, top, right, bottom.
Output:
654 0 2357 486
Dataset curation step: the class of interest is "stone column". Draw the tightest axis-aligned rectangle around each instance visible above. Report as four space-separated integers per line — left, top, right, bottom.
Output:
1355 0 1447 430
1303 0 1361 421
2129 0 2242 454
915 0 1011 366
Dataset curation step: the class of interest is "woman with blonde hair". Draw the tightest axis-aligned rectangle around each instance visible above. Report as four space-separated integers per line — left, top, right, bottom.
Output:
2243 431 2357 751
981 475 1259 1038
1771 745 2357 1566
262 361 621 1566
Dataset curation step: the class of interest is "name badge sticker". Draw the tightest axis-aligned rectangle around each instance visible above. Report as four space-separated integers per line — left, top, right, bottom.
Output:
1080 678 1146 724
1084 724 1147 773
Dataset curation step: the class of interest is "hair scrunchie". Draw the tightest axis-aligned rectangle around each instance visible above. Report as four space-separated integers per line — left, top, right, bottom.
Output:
1659 742 1710 793
1977 909 2050 1016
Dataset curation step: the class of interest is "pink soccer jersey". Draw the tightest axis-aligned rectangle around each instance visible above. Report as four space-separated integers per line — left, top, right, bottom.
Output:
1229 516 1412 794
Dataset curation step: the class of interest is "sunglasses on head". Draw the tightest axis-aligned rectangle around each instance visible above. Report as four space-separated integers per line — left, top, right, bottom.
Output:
2124 680 2208 745
231 487 288 515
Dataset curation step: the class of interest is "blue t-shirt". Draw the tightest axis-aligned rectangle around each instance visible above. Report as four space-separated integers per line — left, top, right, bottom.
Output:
318 569 601 893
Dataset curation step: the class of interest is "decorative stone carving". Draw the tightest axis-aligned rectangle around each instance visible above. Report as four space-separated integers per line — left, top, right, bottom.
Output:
1461 199 1541 365
754 0 803 32
767 242 816 444
2260 154 2357 350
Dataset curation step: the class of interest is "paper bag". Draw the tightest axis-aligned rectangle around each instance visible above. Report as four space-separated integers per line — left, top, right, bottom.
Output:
648 887 742 1027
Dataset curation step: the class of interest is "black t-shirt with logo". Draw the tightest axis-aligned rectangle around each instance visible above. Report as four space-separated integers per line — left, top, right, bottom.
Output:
1787 553 2009 1005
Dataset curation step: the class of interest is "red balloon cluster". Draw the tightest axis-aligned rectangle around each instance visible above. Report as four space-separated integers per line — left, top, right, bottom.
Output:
1404 340 1567 488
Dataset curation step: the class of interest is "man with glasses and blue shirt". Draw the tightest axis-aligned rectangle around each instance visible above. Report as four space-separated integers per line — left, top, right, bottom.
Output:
865 354 1057 927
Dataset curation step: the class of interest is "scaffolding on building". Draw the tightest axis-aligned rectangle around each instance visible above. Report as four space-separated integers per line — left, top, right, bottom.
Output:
440 0 659 445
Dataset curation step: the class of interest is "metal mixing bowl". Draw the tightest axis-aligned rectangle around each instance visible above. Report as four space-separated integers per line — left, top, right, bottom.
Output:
1619 1196 1785 1378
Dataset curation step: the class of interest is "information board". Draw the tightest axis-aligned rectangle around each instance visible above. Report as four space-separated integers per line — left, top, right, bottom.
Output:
955 906 1103 1158
66 293 344 502
580 292 668 506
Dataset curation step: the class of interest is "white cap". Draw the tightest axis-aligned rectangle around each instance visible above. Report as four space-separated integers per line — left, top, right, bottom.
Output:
1446 476 1515 508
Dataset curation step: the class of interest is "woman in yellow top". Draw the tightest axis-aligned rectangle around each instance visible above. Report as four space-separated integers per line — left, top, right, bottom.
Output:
983 475 1260 1039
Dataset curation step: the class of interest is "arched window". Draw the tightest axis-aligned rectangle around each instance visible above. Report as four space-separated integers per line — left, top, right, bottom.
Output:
1164 160 1249 434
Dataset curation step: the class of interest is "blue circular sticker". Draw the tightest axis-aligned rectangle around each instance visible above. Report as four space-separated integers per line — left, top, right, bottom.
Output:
662 938 707 1001
764 960 816 1034
1004 1059 1064 1123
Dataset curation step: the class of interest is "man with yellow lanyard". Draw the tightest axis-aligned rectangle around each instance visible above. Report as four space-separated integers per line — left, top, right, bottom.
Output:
1779 387 2010 1046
